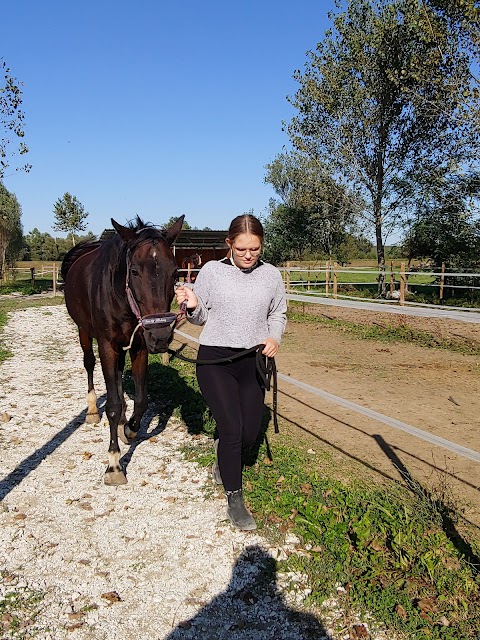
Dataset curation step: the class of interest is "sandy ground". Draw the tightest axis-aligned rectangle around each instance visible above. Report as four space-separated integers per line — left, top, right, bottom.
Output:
0 304 397 640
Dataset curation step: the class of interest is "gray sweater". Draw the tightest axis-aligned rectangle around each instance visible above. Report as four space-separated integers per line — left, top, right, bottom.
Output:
187 260 287 348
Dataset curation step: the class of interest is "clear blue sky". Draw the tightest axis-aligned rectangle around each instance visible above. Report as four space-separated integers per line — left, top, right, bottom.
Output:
2 0 337 238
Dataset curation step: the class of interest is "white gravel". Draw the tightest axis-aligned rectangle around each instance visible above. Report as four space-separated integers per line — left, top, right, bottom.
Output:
0 304 389 640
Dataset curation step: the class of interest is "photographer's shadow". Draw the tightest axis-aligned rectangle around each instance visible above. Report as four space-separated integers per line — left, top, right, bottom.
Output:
165 545 331 640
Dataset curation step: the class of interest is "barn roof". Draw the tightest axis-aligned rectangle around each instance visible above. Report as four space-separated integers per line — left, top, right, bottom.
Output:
99 228 227 249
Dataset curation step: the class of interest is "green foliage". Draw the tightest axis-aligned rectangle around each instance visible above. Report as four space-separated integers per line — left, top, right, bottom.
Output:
0 59 30 178
52 193 88 247
286 0 477 289
22 229 94 261
0 182 23 277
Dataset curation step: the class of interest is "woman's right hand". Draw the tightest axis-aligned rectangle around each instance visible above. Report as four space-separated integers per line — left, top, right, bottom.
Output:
175 285 198 310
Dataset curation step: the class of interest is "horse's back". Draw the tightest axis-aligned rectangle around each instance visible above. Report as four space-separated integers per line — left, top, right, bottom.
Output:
63 244 101 334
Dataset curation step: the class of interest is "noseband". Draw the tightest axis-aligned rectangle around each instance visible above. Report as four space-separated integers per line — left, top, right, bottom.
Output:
123 247 185 351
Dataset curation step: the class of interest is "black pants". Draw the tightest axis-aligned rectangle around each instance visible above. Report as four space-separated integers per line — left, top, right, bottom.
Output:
196 345 265 492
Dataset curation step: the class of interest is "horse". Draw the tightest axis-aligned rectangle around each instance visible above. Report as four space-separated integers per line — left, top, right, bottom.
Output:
61 215 184 485
181 252 202 283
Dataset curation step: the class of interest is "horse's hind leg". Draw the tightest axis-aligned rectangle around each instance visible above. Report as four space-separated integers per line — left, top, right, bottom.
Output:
79 328 100 424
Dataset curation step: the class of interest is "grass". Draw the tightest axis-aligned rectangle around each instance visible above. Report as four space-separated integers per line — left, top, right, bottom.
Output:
287 303 480 356
163 351 480 639
0 573 45 639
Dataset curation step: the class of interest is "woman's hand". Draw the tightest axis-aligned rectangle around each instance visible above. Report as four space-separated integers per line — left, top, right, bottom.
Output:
261 338 279 358
175 285 198 310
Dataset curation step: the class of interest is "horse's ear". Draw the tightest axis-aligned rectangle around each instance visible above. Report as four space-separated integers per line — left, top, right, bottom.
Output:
111 219 137 243
164 215 185 246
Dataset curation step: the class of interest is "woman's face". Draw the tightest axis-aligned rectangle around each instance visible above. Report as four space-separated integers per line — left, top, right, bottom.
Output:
227 233 262 269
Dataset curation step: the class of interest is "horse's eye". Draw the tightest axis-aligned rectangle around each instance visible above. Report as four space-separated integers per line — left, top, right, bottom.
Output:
131 269 140 277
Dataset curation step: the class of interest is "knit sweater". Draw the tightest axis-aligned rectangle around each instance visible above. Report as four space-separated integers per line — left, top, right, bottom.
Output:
186 259 287 348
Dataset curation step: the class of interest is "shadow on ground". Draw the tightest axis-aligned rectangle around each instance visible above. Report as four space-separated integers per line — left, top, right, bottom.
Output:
165 545 331 640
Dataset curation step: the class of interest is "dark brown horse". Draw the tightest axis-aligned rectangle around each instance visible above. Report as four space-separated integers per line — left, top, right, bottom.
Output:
61 215 184 485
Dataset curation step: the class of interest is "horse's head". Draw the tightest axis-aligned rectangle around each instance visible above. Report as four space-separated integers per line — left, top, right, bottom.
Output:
111 215 184 354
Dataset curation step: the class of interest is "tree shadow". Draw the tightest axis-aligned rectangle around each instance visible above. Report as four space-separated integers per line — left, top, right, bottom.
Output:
164 545 331 640
373 434 480 572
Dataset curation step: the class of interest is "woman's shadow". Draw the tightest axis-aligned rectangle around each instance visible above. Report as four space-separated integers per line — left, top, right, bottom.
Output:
165 545 331 640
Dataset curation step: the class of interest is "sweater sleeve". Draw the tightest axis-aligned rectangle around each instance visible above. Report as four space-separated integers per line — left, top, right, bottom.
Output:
186 264 210 326
267 273 287 344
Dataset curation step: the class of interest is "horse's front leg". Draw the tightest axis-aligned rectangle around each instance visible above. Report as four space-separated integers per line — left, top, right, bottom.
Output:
123 345 148 439
98 340 127 485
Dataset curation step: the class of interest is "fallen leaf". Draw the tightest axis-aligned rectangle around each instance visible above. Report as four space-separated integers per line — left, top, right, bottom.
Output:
1 412 12 423
178 621 192 629
349 624 370 639
263 456 273 466
101 591 121 603
82 452 93 460
448 396 460 406
396 604 407 620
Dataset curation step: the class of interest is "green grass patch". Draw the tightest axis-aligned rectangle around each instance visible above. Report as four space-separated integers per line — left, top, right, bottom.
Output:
287 304 480 356
0 279 55 296
0 573 45 638
167 357 480 640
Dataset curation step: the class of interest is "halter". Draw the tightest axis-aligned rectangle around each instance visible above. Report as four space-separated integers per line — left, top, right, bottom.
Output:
123 247 185 351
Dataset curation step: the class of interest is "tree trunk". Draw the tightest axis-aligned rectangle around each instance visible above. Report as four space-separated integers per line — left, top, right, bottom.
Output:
375 208 386 296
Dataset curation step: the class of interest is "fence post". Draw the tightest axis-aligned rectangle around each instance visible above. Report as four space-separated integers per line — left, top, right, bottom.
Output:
439 262 445 303
30 267 35 285
325 261 330 297
400 262 405 305
390 261 395 294
285 262 291 310
333 262 338 299
307 267 311 291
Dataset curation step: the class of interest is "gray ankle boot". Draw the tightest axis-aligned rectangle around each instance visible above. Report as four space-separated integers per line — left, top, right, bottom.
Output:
226 489 256 531
212 439 223 485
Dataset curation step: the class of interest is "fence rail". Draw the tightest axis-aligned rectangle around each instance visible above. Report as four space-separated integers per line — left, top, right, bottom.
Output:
280 261 480 310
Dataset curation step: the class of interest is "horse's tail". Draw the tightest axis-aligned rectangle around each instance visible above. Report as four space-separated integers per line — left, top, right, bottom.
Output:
61 240 102 280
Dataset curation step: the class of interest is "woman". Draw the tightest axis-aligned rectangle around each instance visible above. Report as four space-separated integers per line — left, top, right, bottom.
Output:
175 214 287 531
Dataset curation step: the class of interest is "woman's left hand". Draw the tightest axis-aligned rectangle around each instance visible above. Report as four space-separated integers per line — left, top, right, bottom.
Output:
261 338 279 358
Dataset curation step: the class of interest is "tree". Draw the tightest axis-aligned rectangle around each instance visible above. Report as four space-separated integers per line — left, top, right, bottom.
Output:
0 182 23 278
53 193 88 246
264 152 359 262
1 59 30 178
402 173 480 270
286 0 476 293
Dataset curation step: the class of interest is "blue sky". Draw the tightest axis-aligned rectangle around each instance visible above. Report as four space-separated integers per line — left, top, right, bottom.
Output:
2 0 337 238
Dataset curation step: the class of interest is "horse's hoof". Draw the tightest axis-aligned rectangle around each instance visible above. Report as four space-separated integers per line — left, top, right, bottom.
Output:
104 470 127 485
118 423 136 445
86 412 100 425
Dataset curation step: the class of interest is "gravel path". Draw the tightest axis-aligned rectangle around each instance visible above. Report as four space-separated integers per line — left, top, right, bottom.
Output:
0 305 385 640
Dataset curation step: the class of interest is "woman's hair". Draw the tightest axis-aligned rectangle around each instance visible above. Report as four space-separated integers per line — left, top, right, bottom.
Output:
227 214 264 243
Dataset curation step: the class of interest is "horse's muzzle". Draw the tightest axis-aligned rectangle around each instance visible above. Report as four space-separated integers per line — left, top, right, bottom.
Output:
141 313 177 354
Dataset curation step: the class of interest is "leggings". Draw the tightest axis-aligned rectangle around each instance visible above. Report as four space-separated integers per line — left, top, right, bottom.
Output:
196 345 265 492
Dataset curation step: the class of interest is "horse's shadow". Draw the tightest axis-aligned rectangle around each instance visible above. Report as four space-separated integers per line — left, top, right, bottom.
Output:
120 361 210 471
165 544 331 639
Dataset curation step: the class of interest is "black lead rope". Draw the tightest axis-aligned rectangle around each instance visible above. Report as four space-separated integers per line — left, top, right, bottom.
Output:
167 344 279 434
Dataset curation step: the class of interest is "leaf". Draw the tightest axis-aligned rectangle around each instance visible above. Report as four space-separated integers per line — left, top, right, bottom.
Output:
395 604 408 620
101 591 121 603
